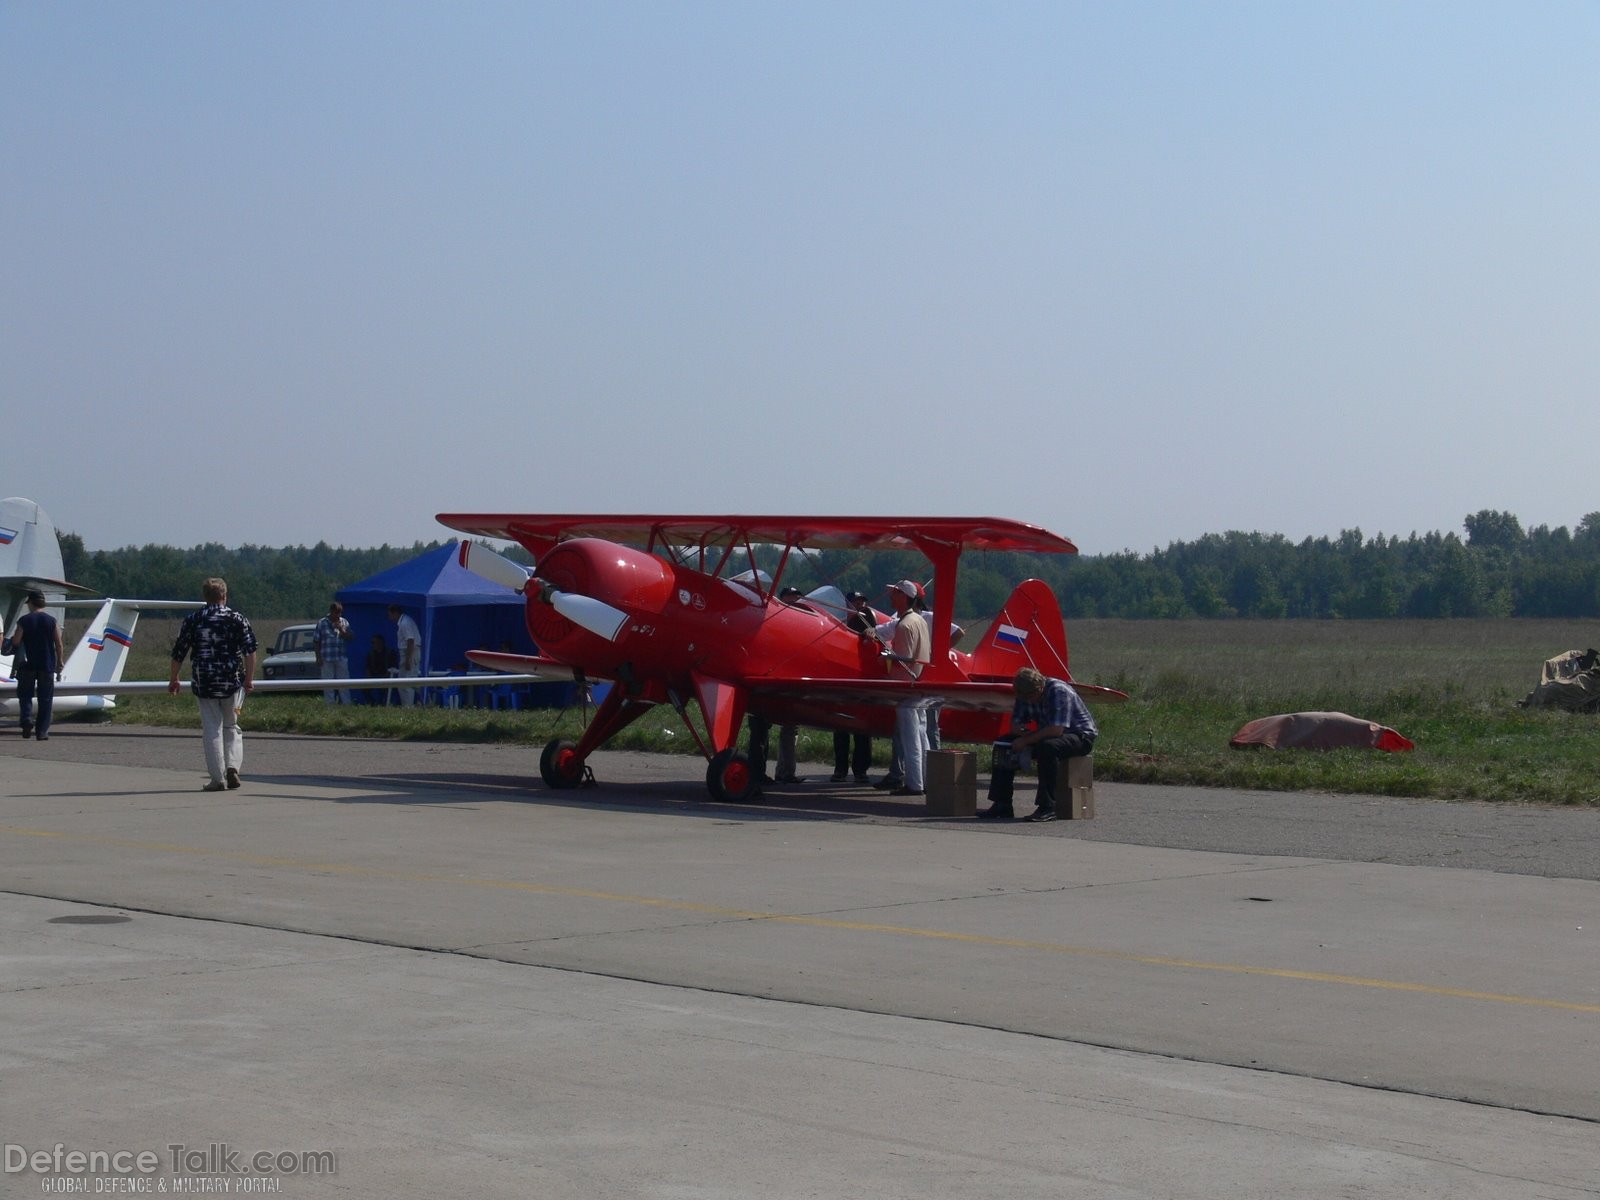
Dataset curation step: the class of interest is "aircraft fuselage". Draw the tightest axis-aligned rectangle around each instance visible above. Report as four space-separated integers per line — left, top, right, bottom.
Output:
520 537 1000 741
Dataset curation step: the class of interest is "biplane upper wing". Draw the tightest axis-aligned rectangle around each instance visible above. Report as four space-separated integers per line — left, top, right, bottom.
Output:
436 514 1078 558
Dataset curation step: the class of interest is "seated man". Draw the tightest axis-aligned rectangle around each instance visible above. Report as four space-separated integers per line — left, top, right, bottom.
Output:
982 667 1097 823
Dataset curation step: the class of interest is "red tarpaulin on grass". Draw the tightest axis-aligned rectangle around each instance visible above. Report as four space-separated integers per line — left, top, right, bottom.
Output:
1229 711 1414 752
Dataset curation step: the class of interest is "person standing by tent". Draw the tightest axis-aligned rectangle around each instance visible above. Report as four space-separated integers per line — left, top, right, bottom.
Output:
363 633 395 705
4 590 64 739
389 604 422 706
314 600 353 705
168 578 257 791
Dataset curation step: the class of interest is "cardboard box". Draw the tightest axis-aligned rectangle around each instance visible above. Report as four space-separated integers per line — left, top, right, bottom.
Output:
924 749 977 818
1066 755 1095 819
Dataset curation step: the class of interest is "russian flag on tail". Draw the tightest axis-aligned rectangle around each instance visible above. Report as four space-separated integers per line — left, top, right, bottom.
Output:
994 623 1029 651
89 626 134 651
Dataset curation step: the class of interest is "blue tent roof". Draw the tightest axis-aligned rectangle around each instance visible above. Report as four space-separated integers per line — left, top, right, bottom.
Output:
335 542 534 676
336 543 523 609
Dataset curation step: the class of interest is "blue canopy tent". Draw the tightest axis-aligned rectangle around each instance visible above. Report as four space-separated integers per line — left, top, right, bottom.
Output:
335 543 580 706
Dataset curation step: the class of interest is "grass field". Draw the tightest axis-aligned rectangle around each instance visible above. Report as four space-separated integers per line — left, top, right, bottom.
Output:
83 615 1600 807
1067 618 1600 806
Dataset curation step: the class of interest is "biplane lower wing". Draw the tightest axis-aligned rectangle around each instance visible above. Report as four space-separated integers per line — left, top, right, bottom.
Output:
0 674 543 699
465 651 584 681
745 676 1128 711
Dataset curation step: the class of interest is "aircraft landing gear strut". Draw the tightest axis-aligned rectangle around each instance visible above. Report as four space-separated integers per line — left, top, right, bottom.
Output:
536 687 657 791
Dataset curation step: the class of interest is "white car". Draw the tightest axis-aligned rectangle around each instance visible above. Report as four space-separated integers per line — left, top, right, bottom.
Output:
261 623 319 680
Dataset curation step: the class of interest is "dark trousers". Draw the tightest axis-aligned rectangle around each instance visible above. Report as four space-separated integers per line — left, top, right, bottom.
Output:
18 668 54 736
987 731 1095 810
833 730 871 778
746 715 771 780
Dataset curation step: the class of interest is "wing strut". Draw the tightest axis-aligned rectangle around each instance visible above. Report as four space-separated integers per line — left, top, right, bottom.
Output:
908 535 962 679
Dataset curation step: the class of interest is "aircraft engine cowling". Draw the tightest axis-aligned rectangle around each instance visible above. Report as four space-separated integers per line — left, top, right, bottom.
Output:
525 538 673 654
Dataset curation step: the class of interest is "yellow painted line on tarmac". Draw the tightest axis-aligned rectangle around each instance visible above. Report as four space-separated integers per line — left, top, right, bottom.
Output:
7 823 1599 1016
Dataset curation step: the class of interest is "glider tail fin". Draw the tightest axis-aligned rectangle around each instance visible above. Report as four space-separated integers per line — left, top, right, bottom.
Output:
60 599 143 692
54 599 200 703
969 578 1072 682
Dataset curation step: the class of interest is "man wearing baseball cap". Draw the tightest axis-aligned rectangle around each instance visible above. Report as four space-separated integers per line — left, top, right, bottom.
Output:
5 591 64 739
880 579 931 796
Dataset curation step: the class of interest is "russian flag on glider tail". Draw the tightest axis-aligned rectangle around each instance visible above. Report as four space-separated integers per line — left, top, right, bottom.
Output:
89 625 134 651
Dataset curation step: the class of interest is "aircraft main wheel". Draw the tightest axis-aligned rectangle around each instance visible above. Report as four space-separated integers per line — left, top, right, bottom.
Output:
706 749 758 803
540 739 586 788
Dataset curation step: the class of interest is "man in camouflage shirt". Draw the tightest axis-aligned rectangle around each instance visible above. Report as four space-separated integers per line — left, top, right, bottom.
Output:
168 577 258 791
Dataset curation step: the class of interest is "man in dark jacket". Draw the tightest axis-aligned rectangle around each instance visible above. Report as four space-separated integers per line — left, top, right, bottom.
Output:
5 591 64 739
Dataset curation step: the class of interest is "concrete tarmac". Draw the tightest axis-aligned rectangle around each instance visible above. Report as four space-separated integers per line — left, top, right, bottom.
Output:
2 726 1596 1198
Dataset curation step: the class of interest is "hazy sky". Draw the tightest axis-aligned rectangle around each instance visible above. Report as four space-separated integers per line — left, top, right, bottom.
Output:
5 2 1598 555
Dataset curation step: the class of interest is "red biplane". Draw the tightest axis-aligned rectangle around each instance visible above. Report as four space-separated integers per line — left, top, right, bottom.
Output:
440 514 1125 802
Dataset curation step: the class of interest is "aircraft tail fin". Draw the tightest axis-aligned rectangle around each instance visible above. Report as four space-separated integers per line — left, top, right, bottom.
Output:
59 599 143 691
969 579 1072 682
0 496 91 629
4 598 130 701
49 599 201 700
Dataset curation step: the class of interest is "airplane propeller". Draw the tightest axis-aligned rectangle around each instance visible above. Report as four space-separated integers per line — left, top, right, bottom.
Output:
541 588 630 642
456 540 533 592
455 540 630 643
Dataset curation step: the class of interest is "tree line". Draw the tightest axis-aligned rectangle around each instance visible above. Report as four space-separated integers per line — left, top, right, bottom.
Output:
1050 510 1600 619
58 535 450 620
57 510 1600 621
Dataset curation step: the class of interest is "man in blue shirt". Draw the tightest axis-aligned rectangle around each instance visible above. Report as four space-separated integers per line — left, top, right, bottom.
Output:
5 591 64 739
981 666 1097 822
314 601 353 706
168 578 258 792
